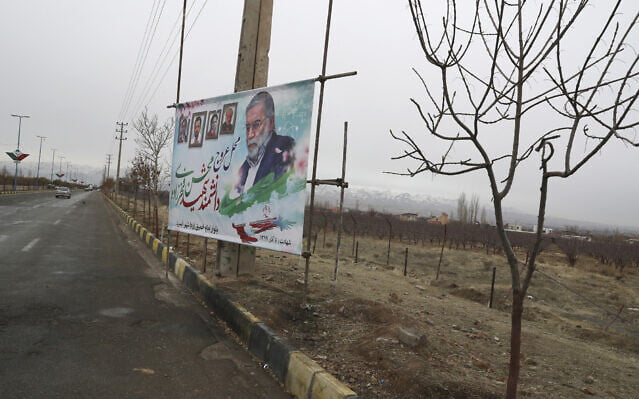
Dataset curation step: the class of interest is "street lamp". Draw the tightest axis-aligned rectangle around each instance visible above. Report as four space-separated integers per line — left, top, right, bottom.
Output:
50 148 57 183
35 135 47 188
58 156 65 183
10 113 30 190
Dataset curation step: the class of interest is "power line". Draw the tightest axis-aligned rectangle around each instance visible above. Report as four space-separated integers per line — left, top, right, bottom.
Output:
119 0 160 119
130 0 210 119
122 0 167 120
121 0 168 121
127 0 198 120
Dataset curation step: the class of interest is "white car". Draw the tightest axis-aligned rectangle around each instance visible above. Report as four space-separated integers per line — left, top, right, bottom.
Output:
55 186 71 199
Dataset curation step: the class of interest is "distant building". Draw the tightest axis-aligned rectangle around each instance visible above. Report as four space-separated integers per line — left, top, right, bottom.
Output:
399 213 418 222
427 212 449 225
505 223 523 232
532 225 553 234
560 234 592 242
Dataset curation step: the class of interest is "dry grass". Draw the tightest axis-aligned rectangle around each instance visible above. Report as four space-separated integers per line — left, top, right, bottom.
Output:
114 194 639 398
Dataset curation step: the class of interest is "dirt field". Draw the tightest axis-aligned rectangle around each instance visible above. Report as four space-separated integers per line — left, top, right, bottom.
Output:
115 195 639 398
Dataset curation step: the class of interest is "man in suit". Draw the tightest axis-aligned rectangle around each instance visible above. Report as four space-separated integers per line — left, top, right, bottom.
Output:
233 91 294 197
190 116 202 146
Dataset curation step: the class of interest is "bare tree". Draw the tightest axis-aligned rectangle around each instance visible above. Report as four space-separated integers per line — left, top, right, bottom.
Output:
456 192 468 223
470 193 480 224
392 1 638 397
133 108 173 235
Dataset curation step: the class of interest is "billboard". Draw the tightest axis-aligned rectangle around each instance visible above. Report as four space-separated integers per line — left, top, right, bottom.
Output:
169 79 315 255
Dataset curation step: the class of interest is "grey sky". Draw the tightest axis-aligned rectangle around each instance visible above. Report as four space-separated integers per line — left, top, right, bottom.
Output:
1 1 637 229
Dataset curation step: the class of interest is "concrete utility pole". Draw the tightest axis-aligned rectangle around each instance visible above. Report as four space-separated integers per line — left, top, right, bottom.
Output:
10 113 30 191
115 122 128 194
106 154 113 179
216 0 273 277
35 136 47 187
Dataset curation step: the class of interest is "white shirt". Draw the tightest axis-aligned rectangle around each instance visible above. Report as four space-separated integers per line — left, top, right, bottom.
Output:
244 162 260 191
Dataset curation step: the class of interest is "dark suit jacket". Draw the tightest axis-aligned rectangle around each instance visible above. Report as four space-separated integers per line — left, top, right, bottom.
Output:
235 132 295 195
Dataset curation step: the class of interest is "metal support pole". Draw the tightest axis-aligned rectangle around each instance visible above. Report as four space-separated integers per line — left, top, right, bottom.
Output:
489 267 496 308
304 0 334 289
176 0 187 104
332 122 348 282
436 224 448 280
385 217 392 265
202 238 208 272
350 213 357 256
403 247 408 276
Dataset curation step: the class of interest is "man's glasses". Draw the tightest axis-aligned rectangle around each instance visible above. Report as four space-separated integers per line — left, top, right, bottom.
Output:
245 119 264 132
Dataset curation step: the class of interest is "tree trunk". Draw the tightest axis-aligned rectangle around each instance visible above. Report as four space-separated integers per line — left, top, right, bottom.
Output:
506 292 524 399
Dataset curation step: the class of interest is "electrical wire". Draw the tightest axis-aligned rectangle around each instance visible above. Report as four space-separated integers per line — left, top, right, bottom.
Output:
121 0 168 121
118 0 160 120
131 0 210 119
127 0 199 121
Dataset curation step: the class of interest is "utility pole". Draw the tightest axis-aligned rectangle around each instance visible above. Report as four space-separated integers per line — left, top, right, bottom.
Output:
50 148 57 183
35 135 47 188
10 113 30 190
66 162 70 183
106 154 113 179
215 0 273 277
115 122 128 194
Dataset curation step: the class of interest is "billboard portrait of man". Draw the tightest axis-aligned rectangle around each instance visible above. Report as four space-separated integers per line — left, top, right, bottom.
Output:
189 112 206 147
177 117 189 143
206 110 220 140
233 91 295 197
220 103 237 135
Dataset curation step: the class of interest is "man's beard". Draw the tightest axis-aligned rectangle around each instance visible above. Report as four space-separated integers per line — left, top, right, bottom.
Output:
247 130 272 163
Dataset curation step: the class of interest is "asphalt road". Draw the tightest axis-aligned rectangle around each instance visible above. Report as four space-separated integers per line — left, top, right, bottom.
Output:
0 191 291 399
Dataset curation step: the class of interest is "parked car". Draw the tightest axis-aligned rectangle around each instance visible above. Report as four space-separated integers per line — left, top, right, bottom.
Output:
55 186 71 199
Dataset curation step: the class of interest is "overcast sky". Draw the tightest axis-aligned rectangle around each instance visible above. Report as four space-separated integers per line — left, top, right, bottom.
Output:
1 1 637 229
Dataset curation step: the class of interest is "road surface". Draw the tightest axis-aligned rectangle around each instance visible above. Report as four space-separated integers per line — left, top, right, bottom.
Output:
0 190 290 398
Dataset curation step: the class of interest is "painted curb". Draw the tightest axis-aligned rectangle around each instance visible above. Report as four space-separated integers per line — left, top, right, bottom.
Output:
0 189 53 196
104 195 358 399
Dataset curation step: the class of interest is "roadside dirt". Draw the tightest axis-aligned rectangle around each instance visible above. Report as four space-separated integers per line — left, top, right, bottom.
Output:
119 198 639 398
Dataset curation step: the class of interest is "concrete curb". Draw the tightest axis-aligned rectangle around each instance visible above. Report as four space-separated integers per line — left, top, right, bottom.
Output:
0 189 53 195
104 195 358 399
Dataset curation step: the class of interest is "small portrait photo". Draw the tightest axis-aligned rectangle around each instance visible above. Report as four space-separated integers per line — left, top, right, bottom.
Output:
177 116 189 143
189 112 207 148
205 110 221 140
220 102 238 135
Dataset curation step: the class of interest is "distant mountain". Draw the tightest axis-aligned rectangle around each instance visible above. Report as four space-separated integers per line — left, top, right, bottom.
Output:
310 185 639 235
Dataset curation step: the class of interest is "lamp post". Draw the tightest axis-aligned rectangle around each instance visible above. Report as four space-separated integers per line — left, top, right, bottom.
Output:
50 149 57 183
10 113 30 191
58 156 65 183
35 135 47 188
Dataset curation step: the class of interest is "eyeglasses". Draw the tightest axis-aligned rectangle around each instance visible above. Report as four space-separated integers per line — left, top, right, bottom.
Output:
245 119 265 132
